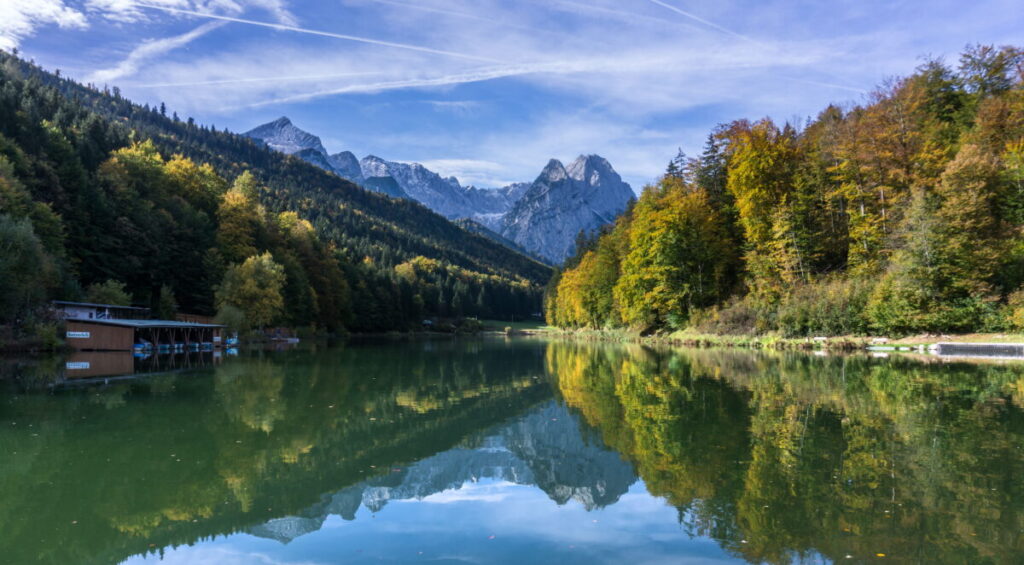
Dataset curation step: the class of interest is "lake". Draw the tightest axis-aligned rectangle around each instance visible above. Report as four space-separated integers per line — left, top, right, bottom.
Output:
2 338 1023 564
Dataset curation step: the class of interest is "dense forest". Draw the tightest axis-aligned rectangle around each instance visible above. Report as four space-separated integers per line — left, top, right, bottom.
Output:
548 45 1024 337
0 50 549 336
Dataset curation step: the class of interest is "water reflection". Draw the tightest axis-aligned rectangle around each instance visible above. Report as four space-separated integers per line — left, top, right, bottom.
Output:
548 343 1024 564
1 339 1023 564
0 350 223 386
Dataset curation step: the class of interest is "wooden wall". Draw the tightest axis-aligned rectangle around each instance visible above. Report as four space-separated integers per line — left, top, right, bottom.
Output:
65 321 134 351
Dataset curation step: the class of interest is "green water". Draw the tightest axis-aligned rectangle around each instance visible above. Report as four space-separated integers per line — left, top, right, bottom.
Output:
2 338 1024 564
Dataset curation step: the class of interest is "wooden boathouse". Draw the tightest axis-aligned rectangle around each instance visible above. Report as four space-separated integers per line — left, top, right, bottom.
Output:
65 319 224 351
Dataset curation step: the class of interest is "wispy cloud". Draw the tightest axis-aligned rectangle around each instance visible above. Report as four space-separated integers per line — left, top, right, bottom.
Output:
245 63 572 106
85 0 298 26
368 0 543 34
423 100 482 114
132 2 503 63
417 158 513 187
88 21 226 83
128 70 390 88
0 0 87 50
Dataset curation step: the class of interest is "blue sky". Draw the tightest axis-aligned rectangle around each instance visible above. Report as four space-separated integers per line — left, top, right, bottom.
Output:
2 0 1021 190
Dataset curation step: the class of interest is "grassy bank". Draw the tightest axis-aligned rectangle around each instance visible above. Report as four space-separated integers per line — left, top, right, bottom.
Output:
538 327 1024 351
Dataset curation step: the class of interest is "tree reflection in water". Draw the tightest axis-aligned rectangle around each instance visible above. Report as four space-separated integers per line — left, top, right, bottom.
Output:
1 340 1023 564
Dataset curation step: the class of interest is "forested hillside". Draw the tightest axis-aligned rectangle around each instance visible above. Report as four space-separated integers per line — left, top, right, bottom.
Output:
0 50 548 335
548 45 1024 337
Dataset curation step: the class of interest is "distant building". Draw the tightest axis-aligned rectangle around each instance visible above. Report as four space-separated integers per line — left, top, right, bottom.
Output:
52 301 150 321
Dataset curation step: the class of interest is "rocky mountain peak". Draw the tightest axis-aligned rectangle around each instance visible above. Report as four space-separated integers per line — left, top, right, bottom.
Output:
567 154 623 188
539 158 568 183
244 116 327 157
502 153 634 263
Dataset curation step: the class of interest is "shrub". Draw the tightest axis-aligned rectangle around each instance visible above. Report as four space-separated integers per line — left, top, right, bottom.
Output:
31 321 62 350
693 295 765 335
776 277 871 337
1004 289 1024 331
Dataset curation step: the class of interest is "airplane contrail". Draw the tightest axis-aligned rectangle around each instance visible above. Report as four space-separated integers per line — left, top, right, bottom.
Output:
130 70 391 88
368 0 543 33
647 0 756 43
131 2 503 63
247 61 594 107
539 0 702 31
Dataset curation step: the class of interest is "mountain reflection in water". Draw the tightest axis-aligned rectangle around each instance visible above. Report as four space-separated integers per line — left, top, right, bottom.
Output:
2 338 1024 564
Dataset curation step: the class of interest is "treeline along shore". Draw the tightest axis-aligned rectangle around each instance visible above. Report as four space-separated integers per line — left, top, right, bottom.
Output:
547 45 1024 341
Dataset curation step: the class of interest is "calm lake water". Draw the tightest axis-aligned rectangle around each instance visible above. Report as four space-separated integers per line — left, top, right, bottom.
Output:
2 338 1024 564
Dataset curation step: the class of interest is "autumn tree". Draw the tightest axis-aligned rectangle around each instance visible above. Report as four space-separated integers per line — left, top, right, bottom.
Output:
216 252 286 330
614 178 733 329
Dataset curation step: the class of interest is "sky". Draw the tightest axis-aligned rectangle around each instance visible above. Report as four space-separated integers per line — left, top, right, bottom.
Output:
1 0 1021 190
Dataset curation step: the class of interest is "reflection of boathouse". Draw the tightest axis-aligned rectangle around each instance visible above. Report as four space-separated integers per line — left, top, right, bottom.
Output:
62 350 223 381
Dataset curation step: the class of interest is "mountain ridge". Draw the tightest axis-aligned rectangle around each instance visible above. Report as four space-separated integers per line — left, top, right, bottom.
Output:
244 118 635 263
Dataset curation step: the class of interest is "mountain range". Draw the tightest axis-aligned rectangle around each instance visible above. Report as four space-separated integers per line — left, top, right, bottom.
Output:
245 117 636 263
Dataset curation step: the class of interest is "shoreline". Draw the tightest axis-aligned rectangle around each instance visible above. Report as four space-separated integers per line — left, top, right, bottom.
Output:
528 328 1024 352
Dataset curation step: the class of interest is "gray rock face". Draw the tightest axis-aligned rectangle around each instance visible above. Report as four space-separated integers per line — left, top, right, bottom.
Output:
327 151 364 185
501 155 635 263
244 117 634 264
292 147 335 172
360 155 475 218
245 117 327 156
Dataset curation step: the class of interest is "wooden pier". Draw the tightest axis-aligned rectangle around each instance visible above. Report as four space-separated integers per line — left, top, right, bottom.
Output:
930 342 1024 359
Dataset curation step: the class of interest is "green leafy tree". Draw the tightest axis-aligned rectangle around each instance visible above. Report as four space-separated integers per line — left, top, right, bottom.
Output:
216 252 286 330
614 179 733 329
0 215 53 322
156 284 178 320
86 280 131 306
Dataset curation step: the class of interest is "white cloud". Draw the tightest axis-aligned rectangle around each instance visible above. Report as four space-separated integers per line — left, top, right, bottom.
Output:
417 158 514 187
87 21 226 83
84 0 297 26
128 2 501 63
0 0 87 50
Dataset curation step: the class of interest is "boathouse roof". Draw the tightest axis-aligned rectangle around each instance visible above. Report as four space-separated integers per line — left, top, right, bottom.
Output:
68 318 225 329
